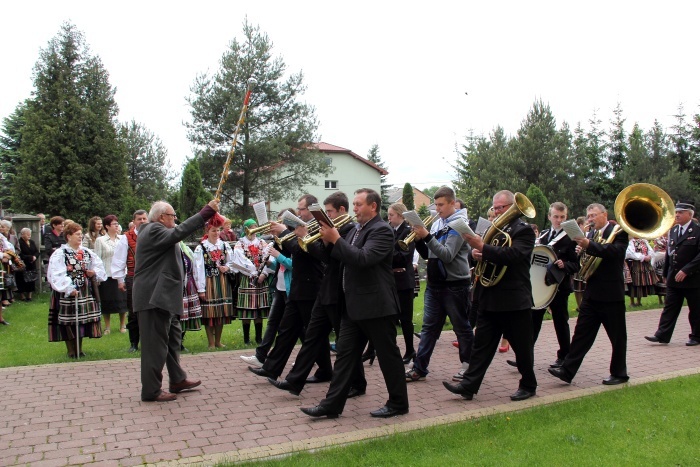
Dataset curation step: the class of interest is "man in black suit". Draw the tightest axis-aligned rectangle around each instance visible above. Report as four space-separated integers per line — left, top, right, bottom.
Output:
646 200 700 346
549 202 630 386
248 194 326 381
300 188 409 418
268 191 367 396
443 190 537 401
133 199 219 401
508 202 579 369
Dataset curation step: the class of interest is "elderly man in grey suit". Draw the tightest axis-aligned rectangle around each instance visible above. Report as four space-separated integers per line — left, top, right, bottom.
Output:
134 199 219 402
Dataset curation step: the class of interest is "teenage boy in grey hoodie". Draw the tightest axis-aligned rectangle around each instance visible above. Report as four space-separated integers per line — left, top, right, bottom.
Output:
407 186 474 382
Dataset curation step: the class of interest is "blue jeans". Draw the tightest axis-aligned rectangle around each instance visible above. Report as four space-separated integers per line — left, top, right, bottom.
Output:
413 284 473 376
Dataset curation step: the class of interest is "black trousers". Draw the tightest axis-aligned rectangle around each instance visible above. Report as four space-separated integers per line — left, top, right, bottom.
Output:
561 298 627 380
255 289 287 363
655 285 700 341
286 301 366 392
397 288 415 353
261 299 329 379
459 308 537 394
532 288 571 360
125 277 139 347
320 310 408 415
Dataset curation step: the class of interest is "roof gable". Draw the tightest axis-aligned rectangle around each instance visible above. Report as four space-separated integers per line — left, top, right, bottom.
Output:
315 142 388 175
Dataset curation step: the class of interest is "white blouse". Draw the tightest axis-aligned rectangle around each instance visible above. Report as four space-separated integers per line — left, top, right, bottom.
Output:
233 236 276 278
47 244 107 297
94 234 123 277
193 238 235 293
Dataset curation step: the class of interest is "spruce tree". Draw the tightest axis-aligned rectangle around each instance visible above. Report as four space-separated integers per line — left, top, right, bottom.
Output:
0 102 27 212
13 22 127 223
403 183 415 211
525 184 548 230
179 159 212 221
366 144 391 214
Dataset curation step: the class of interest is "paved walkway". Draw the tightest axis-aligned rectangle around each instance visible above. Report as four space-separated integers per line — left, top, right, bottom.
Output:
2 308 699 466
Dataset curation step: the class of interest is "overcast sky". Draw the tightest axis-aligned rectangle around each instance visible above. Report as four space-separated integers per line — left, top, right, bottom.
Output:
2 1 699 190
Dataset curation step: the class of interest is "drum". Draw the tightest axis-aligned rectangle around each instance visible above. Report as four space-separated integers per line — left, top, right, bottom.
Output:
530 245 558 310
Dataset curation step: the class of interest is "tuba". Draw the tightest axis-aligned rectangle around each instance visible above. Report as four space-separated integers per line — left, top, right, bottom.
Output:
579 183 674 281
474 192 536 287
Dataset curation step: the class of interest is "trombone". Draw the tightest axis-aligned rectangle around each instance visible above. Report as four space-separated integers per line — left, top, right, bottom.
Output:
398 214 439 251
298 214 354 252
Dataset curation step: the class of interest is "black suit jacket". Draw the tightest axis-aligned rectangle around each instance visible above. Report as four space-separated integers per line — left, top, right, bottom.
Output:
329 214 400 321
279 228 324 301
477 218 535 312
538 228 580 293
308 221 355 305
392 222 415 291
664 221 700 288
582 222 629 302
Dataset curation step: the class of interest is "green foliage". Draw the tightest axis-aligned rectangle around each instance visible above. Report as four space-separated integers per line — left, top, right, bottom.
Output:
187 18 327 219
525 184 548 229
11 22 128 224
178 159 212 220
422 186 440 199
417 204 430 217
0 102 28 211
119 119 173 202
402 182 415 210
366 144 391 215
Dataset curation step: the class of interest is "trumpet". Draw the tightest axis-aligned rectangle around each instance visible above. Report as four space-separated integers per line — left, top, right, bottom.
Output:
398 214 439 251
298 214 354 252
245 223 271 236
274 220 320 249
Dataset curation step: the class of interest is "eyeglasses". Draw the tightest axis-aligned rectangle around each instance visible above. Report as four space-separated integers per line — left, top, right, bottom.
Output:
163 213 177 218
493 203 513 212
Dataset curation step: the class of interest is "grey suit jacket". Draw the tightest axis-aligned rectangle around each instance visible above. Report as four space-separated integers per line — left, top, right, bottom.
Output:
132 212 208 314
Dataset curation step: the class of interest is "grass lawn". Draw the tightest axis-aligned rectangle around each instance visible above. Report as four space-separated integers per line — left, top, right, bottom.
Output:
0 283 667 368
232 375 700 466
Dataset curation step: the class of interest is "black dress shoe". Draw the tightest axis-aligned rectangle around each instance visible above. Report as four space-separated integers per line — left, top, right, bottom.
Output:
548 367 573 384
442 381 474 400
268 378 301 395
686 339 700 346
645 335 669 344
347 387 366 398
127 345 139 353
602 375 629 385
249 366 275 378
549 358 564 368
306 375 331 384
506 359 518 367
361 350 376 365
370 405 408 418
510 388 536 401
402 351 416 364
300 405 339 419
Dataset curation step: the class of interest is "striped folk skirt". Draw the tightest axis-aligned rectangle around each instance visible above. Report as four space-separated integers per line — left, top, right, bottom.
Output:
200 273 235 327
627 259 657 299
236 275 271 319
48 283 102 342
182 275 202 331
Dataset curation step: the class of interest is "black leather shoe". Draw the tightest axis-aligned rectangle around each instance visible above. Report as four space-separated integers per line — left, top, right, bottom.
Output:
548 367 573 384
550 358 564 368
300 405 339 419
127 345 138 353
402 351 416 364
686 339 700 346
370 405 408 418
506 359 518 367
442 381 474 400
306 375 331 384
347 387 366 398
510 388 536 401
268 378 301 395
645 335 669 344
602 375 629 385
249 366 275 378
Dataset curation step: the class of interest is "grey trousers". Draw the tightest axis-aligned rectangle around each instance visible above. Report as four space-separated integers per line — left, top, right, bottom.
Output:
137 308 187 400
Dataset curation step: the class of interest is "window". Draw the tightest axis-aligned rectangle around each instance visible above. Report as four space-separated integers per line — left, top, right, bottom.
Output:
324 157 333 166
325 180 338 189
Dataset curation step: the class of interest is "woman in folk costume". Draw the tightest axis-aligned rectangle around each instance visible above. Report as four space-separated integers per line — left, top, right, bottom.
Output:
194 221 236 350
47 222 106 358
625 236 657 307
652 234 669 304
233 219 274 345
179 241 202 351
